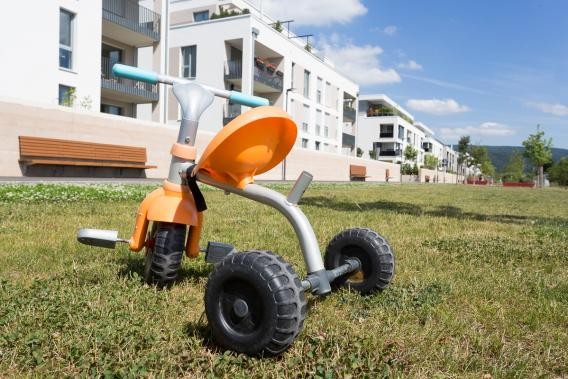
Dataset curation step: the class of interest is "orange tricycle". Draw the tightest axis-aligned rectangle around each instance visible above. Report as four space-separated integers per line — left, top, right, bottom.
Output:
78 64 395 355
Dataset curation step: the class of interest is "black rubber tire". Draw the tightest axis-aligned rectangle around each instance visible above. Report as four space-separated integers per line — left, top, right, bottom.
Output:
204 250 307 356
144 222 186 287
324 228 395 295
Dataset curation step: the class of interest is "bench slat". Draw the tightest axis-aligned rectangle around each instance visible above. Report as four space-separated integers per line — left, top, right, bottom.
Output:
18 136 154 169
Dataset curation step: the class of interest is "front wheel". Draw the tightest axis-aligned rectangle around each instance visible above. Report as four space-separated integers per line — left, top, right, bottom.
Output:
144 222 186 287
204 250 307 356
324 228 395 295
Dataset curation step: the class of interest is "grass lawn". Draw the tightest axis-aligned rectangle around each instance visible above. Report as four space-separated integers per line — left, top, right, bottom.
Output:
1 183 567 378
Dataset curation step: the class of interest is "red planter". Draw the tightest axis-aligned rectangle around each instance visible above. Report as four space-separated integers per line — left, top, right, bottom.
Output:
503 182 535 188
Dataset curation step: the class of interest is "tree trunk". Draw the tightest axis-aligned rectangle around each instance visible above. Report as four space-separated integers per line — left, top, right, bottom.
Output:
539 165 544 187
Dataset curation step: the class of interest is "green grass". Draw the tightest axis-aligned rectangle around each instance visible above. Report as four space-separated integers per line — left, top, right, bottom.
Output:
1 183 567 378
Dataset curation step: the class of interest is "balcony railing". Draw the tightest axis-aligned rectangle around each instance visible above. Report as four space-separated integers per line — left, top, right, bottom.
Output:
379 132 394 138
378 150 402 157
102 0 160 41
343 106 356 122
223 102 241 126
342 132 355 148
367 105 414 124
101 57 159 101
225 60 283 92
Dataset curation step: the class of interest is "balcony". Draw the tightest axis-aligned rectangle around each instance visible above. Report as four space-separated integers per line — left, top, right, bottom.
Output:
366 105 414 124
379 132 394 138
343 106 356 122
342 132 355 148
101 57 158 103
225 60 283 93
102 0 160 47
379 150 402 157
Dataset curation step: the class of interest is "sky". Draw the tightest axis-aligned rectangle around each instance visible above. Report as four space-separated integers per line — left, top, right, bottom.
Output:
253 0 568 148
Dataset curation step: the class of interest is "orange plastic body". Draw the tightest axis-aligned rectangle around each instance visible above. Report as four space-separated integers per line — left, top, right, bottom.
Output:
195 106 297 189
128 106 296 256
128 180 200 253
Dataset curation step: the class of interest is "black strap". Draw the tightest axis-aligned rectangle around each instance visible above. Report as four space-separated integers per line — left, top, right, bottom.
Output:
186 167 207 212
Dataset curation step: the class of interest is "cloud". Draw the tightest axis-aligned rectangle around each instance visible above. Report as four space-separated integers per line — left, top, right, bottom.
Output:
440 122 516 140
383 25 398 35
319 35 401 85
398 60 423 71
527 102 568 116
406 99 470 115
261 0 367 26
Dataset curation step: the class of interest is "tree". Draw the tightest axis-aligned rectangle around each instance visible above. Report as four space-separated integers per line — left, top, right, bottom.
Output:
501 149 525 182
548 157 568 186
456 136 472 180
403 145 417 163
424 154 439 170
356 147 363 158
522 127 552 187
470 145 495 177
368 149 377 160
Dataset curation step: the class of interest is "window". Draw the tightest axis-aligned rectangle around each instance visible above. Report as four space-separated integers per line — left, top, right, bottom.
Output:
302 122 308 132
182 45 197 78
59 9 74 69
58 85 75 107
102 44 123 64
315 141 321 151
193 10 209 22
398 125 405 140
291 62 295 89
303 70 310 98
316 77 323 104
315 124 321 136
101 104 123 115
324 126 329 138
301 138 308 148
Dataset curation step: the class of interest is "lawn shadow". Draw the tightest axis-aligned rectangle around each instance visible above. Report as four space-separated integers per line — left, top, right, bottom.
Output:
116 254 212 286
302 196 567 226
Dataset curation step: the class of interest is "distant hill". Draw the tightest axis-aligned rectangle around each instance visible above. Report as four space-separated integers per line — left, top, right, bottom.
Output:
482 146 568 172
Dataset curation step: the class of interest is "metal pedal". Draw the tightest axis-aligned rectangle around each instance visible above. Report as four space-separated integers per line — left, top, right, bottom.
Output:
205 241 237 263
77 228 128 249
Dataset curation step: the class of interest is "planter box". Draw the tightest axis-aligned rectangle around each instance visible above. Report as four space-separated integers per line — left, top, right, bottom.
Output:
401 175 419 183
503 182 535 188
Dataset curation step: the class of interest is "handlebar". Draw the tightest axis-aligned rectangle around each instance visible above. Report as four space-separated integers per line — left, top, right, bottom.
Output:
112 64 269 108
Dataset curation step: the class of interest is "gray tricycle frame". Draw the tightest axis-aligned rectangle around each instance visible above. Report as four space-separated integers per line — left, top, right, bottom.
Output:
79 64 362 296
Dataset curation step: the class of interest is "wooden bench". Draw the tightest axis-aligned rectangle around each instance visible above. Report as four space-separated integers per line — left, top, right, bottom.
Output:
18 136 157 169
350 164 367 181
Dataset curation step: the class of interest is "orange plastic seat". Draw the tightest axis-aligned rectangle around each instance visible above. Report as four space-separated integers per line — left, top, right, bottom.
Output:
196 106 297 189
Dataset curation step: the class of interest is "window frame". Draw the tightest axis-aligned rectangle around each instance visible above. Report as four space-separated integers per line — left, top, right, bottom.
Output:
303 70 310 98
193 10 210 22
181 45 197 79
59 8 75 70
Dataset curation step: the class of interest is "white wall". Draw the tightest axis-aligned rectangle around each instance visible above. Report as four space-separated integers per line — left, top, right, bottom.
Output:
168 7 359 155
0 1 102 111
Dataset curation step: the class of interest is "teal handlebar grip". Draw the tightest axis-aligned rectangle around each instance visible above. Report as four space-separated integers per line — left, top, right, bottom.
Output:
112 64 159 84
229 91 269 107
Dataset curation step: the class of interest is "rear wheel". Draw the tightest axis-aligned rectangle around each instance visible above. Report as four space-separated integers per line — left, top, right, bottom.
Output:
324 228 395 295
144 222 186 287
204 250 307 355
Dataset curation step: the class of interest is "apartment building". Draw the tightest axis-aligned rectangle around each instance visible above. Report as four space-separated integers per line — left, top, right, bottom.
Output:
167 0 359 155
357 94 420 164
1 0 167 121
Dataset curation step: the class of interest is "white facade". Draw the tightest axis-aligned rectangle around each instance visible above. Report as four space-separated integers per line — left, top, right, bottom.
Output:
357 94 423 164
167 0 359 155
0 0 167 121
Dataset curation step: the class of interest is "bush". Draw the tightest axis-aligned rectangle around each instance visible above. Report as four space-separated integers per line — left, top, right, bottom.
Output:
401 163 418 175
549 157 568 186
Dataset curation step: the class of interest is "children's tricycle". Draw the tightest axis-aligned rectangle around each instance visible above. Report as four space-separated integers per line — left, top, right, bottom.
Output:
78 64 395 355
